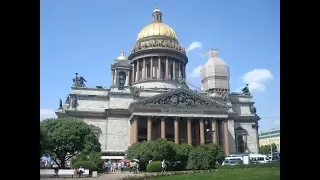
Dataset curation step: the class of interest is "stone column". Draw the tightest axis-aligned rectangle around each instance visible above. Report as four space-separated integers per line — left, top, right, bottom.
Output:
161 117 166 139
112 70 115 86
174 117 179 144
128 73 131 85
135 60 139 81
223 120 230 155
150 57 153 79
211 119 217 144
142 58 146 80
178 61 181 77
132 116 138 143
199 119 205 144
187 118 192 145
132 64 135 83
172 60 176 80
147 116 152 141
130 121 133 145
125 73 129 86
165 57 169 79
158 57 161 79
114 69 118 85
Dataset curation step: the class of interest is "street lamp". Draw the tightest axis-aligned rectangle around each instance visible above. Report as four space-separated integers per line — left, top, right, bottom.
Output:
269 139 273 160
206 128 215 144
206 128 215 133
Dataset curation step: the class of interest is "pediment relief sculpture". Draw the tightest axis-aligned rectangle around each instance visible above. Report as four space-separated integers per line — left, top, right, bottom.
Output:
151 92 210 108
131 88 230 109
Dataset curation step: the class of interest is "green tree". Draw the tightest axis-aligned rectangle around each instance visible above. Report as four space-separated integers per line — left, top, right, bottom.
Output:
40 128 47 157
271 143 277 151
186 144 224 170
126 139 176 171
259 143 278 155
40 117 101 168
172 143 193 170
71 151 104 172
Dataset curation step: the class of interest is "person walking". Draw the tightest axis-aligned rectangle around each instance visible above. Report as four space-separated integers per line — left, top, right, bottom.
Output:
161 160 166 173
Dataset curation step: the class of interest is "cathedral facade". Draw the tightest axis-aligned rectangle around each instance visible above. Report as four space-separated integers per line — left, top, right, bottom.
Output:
56 7 260 160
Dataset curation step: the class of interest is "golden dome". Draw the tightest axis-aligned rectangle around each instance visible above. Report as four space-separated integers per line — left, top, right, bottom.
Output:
116 50 127 60
137 22 177 41
136 6 178 41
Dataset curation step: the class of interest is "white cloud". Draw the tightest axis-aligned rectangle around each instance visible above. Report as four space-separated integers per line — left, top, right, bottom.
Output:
274 120 280 124
239 69 273 93
186 42 202 52
189 65 203 78
40 108 57 121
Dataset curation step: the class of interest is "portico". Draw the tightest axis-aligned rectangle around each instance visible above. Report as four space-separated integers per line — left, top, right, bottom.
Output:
129 116 230 154
128 87 231 154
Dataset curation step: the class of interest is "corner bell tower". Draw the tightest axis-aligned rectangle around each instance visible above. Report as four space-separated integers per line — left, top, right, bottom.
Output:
200 49 230 95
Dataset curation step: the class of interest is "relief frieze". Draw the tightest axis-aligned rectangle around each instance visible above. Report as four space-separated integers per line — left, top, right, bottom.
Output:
150 92 211 108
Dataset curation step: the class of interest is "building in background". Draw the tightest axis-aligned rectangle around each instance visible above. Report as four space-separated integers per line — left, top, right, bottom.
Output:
55 6 261 160
259 128 280 151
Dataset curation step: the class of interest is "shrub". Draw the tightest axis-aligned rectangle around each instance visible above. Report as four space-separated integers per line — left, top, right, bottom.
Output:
71 152 104 173
146 161 163 172
72 160 98 174
186 144 223 170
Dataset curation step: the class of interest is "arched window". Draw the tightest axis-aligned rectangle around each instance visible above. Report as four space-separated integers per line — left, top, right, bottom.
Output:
118 71 126 86
236 134 245 153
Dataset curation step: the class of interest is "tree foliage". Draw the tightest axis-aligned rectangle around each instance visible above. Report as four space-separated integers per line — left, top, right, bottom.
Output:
186 144 225 170
126 139 224 171
126 139 177 171
259 143 277 154
40 117 101 168
71 151 104 173
40 128 47 157
146 161 163 172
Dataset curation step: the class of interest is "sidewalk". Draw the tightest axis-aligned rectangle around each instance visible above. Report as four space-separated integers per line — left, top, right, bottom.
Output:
40 171 145 180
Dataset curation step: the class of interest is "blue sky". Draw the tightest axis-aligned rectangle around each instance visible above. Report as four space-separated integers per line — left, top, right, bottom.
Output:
40 0 280 132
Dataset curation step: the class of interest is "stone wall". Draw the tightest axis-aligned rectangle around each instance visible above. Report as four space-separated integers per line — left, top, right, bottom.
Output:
83 118 107 150
234 122 258 153
227 120 236 154
106 117 130 151
109 96 133 109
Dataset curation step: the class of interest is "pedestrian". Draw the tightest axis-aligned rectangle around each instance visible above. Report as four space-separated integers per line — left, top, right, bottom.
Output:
161 160 166 173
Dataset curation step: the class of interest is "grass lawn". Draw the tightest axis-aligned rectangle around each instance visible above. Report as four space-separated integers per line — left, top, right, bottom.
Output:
151 167 280 180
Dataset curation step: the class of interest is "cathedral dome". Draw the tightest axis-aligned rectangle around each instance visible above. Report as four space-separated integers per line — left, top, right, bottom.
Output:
137 22 177 41
136 6 178 41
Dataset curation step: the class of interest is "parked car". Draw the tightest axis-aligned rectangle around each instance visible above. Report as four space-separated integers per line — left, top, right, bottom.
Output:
222 160 240 166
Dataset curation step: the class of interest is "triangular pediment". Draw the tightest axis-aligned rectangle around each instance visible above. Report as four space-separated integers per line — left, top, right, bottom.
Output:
130 88 231 110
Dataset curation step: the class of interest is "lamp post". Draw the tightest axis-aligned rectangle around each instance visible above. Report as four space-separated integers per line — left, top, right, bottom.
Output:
269 139 273 160
206 128 215 143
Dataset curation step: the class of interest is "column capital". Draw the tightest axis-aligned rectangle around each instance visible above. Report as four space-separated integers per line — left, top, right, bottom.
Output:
160 116 167 120
186 117 192 122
